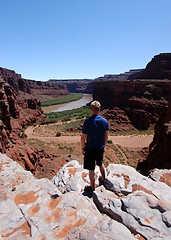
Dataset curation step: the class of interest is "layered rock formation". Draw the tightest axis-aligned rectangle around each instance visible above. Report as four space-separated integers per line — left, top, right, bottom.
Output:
137 53 171 80
0 67 69 173
137 94 171 175
1 155 171 240
95 79 169 130
93 54 171 131
49 78 93 94
0 67 69 101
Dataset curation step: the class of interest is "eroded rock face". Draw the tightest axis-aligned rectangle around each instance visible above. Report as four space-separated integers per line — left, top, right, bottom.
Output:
137 53 171 80
53 161 171 239
49 79 93 94
0 154 137 240
52 160 103 194
0 67 69 100
137 96 171 175
0 67 69 173
93 53 171 131
1 156 171 239
94 79 170 130
149 169 171 187
0 75 45 170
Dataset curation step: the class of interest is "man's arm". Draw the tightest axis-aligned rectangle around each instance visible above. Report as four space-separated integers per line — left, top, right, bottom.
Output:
81 133 87 154
104 130 109 148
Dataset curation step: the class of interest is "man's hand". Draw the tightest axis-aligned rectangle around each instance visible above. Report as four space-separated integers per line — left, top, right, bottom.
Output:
81 133 87 155
82 149 85 155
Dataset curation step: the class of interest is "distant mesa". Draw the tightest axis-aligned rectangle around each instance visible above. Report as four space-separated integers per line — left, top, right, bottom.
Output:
97 69 144 81
48 78 94 94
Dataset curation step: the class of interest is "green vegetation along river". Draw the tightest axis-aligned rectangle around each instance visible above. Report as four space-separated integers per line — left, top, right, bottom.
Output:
42 94 93 113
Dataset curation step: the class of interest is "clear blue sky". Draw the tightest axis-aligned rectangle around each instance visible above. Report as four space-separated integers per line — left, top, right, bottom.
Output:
1 0 171 81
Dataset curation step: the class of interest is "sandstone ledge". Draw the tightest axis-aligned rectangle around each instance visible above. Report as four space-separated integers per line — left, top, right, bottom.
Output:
0 154 171 239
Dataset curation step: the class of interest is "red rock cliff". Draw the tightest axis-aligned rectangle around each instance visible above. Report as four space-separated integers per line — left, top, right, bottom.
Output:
0 67 68 173
93 54 171 130
137 92 171 175
137 53 171 80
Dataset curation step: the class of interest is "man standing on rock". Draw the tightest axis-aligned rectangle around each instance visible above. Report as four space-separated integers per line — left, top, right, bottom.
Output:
81 100 109 193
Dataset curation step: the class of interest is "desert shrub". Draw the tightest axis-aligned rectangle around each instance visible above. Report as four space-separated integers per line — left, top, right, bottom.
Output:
56 131 62 137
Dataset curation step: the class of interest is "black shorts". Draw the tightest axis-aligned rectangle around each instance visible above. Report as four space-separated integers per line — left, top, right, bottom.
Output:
84 147 104 170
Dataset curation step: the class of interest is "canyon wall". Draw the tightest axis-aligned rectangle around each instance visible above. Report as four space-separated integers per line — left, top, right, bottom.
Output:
93 54 171 131
137 53 171 80
49 78 93 93
0 67 68 172
0 67 69 101
137 94 171 174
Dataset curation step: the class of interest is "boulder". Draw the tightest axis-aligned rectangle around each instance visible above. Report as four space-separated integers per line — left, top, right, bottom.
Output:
53 161 171 239
149 169 171 187
93 164 171 240
0 154 137 240
52 160 102 193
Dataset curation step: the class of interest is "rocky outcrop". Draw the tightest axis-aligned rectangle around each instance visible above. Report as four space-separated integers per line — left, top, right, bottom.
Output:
137 95 171 175
94 79 170 130
137 53 171 80
7 77 69 101
1 155 171 240
149 169 171 187
0 67 69 100
0 67 22 79
93 54 171 130
49 79 93 94
98 69 143 81
0 67 68 172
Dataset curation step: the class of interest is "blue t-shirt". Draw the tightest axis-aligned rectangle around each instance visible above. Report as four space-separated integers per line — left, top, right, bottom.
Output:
82 114 109 149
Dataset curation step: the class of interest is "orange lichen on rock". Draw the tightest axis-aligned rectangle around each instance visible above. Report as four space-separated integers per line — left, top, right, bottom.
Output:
56 218 87 238
45 216 51 223
3 221 31 238
160 173 171 187
52 208 61 221
144 216 153 224
121 174 130 188
82 172 89 183
28 204 40 215
67 210 76 217
66 164 75 168
132 184 153 195
14 191 38 205
113 173 121 178
135 234 146 240
68 167 77 176
46 197 61 210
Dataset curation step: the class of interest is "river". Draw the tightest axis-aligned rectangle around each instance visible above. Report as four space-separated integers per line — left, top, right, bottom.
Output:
42 94 93 113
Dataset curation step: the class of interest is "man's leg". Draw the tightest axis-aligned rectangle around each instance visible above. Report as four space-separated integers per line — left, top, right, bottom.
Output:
89 170 95 191
99 164 105 181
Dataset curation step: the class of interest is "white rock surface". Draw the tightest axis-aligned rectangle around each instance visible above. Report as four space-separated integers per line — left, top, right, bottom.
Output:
105 164 171 201
0 153 136 240
93 164 171 239
52 160 102 193
1 154 171 239
149 168 171 187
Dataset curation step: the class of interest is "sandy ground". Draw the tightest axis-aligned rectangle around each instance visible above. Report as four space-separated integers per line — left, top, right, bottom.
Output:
25 126 153 148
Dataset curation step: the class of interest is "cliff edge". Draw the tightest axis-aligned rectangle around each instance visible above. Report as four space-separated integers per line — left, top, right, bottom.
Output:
0 154 171 239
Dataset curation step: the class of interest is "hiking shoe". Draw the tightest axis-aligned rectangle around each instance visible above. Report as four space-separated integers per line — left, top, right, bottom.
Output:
84 186 93 194
99 176 105 186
